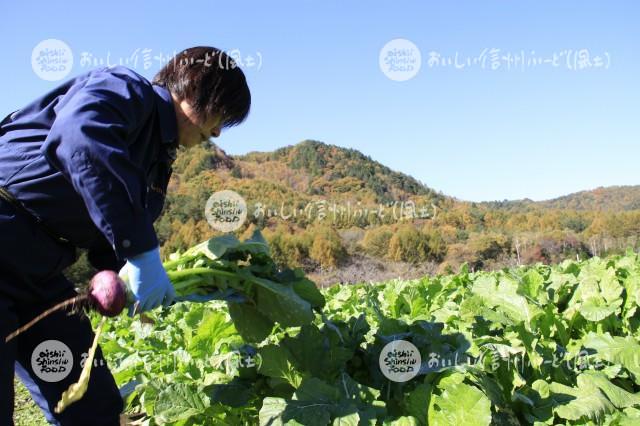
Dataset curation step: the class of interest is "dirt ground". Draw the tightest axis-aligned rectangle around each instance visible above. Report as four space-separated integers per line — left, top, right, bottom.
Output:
308 253 439 288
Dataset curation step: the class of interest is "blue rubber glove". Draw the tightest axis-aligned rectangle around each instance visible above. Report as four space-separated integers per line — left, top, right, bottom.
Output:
120 246 176 315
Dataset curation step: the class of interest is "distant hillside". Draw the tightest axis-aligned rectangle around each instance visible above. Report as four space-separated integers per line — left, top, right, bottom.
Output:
171 140 639 221
64 138 639 288
235 140 446 205
482 186 640 212
171 140 639 219
160 139 449 238
539 186 640 210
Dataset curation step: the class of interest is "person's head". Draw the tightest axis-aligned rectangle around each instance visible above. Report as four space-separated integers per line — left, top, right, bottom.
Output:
153 46 251 147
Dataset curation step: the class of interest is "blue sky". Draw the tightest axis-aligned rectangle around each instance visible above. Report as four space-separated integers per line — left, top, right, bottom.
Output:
1 1 638 202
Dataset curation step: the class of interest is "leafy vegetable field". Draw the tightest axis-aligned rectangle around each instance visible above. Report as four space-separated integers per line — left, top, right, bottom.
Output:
95 244 640 425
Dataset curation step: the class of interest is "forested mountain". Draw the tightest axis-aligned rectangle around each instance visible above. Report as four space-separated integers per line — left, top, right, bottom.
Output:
237 140 445 204
66 139 640 287
482 186 640 212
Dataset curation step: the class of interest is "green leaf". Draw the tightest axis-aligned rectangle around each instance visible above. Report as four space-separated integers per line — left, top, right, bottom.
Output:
471 274 542 328
282 325 353 380
251 274 315 327
140 379 164 417
549 376 615 421
259 396 332 426
100 247 640 425
258 345 301 388
599 268 624 303
245 228 271 254
622 274 640 317
332 410 360 426
337 372 381 404
291 277 326 309
205 382 253 408
521 269 545 299
185 234 242 260
580 371 640 408
228 301 275 343
187 310 239 358
615 407 640 425
154 383 210 424
580 297 618 321
383 416 420 426
404 383 431 425
582 332 640 383
428 381 491 426
565 264 624 321
294 377 340 402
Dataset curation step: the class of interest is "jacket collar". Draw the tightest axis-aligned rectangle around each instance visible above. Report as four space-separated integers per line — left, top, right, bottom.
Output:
152 84 179 162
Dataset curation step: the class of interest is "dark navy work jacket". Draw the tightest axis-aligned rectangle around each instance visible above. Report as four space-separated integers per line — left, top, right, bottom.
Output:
0 65 178 272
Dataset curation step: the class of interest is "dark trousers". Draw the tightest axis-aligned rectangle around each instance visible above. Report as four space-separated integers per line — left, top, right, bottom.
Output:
0 199 123 425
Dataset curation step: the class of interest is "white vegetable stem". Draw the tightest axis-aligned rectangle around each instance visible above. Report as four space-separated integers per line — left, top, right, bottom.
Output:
54 317 107 414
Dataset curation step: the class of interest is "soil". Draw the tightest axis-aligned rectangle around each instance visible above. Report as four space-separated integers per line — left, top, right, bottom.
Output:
307 253 439 288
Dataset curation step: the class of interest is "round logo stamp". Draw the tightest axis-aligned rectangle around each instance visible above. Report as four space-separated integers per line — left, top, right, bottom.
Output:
31 340 74 382
379 38 421 82
205 190 247 232
379 339 421 382
31 39 74 81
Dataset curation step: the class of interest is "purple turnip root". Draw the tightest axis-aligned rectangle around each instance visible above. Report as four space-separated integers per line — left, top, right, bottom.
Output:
4 270 130 343
88 270 128 317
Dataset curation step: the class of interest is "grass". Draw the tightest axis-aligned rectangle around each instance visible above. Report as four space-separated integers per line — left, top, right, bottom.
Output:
13 378 132 425
13 378 48 426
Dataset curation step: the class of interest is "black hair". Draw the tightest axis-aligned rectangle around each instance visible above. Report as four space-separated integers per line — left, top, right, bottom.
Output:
153 46 251 129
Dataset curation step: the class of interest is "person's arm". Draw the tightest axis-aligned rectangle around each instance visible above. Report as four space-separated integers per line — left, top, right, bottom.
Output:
87 235 125 272
43 67 174 312
42 67 156 260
